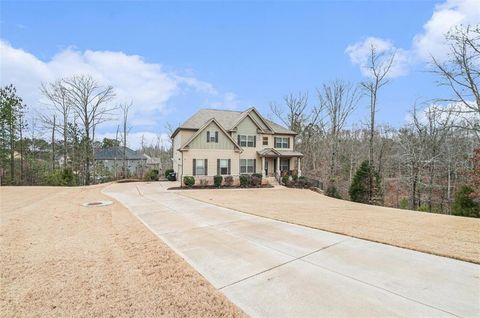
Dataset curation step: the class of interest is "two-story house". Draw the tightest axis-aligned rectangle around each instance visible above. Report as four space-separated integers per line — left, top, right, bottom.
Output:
171 108 303 185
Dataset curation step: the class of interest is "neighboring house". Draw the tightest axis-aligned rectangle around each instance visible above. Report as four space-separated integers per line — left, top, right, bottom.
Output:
144 154 162 171
171 107 303 185
95 147 147 178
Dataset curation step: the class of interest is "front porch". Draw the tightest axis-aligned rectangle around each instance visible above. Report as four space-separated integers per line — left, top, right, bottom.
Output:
257 148 304 178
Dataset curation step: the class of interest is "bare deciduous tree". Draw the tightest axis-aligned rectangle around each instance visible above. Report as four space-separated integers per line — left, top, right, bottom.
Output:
360 43 397 201
432 25 480 138
317 80 360 186
41 80 70 168
63 75 115 185
119 102 132 178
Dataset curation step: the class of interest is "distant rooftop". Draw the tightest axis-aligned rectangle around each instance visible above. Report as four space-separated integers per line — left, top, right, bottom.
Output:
95 147 146 160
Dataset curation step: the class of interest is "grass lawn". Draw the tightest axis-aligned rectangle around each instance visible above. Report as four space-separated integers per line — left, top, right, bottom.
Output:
0 185 245 317
180 188 480 264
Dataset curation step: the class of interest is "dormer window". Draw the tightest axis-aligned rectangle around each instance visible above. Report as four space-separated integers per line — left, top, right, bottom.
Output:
206 131 218 143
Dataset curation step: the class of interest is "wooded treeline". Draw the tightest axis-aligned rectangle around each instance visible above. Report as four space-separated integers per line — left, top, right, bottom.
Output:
0 75 171 187
270 25 479 217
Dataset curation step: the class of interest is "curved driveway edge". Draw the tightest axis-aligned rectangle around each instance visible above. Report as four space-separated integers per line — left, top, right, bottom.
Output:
103 182 480 318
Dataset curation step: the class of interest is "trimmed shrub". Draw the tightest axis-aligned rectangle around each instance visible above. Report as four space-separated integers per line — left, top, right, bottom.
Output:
296 178 307 188
298 176 306 180
251 175 261 187
164 168 174 178
281 175 290 185
292 174 298 181
214 175 223 188
251 173 263 187
325 184 342 199
240 174 251 187
183 176 195 188
145 169 159 181
286 179 296 187
452 185 480 218
224 175 234 187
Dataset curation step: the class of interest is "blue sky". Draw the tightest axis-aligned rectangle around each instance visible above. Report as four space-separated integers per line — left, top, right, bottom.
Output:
1 0 478 147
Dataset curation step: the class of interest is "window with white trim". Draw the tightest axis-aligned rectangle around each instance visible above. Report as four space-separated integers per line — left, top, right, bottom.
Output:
239 135 255 147
275 137 289 148
195 159 206 175
240 159 255 174
219 159 229 175
262 136 268 146
207 131 218 143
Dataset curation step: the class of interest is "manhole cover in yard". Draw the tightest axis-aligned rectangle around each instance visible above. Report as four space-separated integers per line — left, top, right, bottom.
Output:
81 200 113 207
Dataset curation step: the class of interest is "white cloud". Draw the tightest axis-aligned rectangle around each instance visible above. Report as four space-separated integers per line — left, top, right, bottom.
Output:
0 39 226 129
345 37 410 78
207 91 240 110
413 0 480 61
346 0 480 75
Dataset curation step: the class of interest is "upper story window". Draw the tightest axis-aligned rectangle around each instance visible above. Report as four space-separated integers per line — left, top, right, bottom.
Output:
207 131 218 143
274 137 290 149
262 136 268 146
238 135 256 147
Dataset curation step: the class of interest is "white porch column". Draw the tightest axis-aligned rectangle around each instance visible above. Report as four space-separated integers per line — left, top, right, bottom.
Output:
276 157 280 175
262 157 266 177
298 157 302 176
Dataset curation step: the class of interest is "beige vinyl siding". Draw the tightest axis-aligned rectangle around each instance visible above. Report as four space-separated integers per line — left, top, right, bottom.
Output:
173 129 195 174
188 121 236 150
247 112 270 131
182 149 240 176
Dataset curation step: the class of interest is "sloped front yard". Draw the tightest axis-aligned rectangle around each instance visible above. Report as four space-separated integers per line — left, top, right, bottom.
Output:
180 188 480 264
0 185 245 317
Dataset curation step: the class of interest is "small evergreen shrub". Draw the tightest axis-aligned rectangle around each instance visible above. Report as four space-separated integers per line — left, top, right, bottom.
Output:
145 169 159 181
452 185 480 218
399 198 409 209
224 175 234 187
239 174 251 187
183 176 195 188
214 175 223 187
164 168 174 178
349 160 381 204
325 184 342 199
292 174 298 181
43 168 78 186
282 175 290 185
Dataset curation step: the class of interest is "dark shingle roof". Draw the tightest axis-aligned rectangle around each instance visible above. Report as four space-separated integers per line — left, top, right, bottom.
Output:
95 147 146 160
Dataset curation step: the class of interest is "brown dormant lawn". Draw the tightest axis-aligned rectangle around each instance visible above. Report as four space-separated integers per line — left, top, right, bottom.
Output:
180 188 480 264
0 185 245 317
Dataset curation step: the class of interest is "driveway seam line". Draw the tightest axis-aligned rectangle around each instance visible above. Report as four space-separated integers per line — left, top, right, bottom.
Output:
218 240 347 290
299 257 461 317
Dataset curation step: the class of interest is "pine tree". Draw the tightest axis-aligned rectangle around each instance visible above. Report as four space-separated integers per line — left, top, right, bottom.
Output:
349 160 382 204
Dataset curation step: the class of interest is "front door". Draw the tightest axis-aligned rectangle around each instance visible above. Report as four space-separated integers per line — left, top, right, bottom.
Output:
265 160 268 176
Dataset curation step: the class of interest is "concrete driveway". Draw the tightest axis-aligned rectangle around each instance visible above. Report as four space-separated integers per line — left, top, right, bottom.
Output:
104 182 480 318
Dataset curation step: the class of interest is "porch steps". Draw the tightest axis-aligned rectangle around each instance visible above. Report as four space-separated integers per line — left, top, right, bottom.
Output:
265 176 280 186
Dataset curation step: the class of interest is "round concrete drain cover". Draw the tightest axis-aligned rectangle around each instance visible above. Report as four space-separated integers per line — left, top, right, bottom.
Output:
81 200 113 207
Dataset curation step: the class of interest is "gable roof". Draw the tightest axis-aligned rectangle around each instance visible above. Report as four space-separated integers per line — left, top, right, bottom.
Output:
172 107 297 137
95 147 146 160
179 118 243 152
